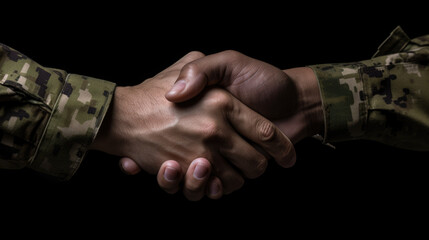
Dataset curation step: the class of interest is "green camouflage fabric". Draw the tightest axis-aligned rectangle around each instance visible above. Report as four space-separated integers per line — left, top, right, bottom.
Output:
311 26 429 151
0 43 115 180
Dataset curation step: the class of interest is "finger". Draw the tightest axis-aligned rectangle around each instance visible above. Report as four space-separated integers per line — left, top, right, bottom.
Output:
165 50 241 102
119 157 142 175
219 128 268 179
157 160 183 194
206 176 223 200
211 154 245 195
227 97 297 168
182 158 212 201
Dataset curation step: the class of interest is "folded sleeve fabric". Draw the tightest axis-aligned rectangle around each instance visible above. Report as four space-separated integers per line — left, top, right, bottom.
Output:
0 43 116 180
310 26 429 151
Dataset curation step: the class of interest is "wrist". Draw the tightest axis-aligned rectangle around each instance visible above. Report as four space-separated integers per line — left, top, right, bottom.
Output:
283 67 324 140
89 86 129 155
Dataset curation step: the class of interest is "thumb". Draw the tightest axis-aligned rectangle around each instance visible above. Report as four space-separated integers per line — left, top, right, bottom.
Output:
165 50 241 102
165 64 213 103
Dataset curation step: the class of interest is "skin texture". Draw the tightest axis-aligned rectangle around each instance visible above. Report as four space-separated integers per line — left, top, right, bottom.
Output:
122 50 324 200
156 158 223 200
90 51 295 201
165 50 324 143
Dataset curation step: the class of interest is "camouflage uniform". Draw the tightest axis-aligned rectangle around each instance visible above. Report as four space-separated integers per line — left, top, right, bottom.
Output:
0 26 427 180
311 26 429 151
0 43 115 180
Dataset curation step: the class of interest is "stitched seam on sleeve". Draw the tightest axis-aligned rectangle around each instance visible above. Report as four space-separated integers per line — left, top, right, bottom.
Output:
28 73 70 165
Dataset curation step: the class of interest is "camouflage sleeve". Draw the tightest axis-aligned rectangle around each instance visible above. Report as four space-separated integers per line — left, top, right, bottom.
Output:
0 43 116 180
310 26 429 151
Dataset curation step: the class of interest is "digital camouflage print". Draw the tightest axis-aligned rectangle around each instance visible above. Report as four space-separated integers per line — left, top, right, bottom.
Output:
1 26 428 180
0 43 115 180
311 26 429 151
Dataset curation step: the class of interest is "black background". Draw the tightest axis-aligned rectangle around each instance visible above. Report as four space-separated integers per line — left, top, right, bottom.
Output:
1 3 428 236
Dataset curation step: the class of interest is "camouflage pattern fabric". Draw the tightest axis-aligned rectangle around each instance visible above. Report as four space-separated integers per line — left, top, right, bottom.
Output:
1 25 427 180
0 43 115 180
311 26 429 151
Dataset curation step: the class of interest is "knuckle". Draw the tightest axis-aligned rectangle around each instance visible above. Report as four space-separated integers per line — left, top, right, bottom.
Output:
185 51 205 60
222 50 243 60
204 89 231 109
181 62 199 75
256 119 276 142
200 120 222 140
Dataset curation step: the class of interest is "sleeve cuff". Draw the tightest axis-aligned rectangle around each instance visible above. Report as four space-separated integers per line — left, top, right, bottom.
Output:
309 63 369 143
29 74 116 180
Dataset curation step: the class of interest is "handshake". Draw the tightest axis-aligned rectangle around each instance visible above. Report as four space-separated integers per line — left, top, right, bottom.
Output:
90 50 324 201
2 27 425 201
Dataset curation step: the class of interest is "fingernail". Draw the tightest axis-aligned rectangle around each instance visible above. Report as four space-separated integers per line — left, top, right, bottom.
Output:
164 167 179 181
193 163 208 180
210 181 220 196
168 80 186 95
